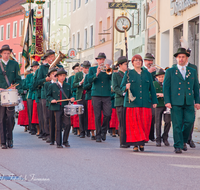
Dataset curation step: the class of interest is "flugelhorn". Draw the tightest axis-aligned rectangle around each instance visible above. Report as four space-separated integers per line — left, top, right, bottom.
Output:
49 51 67 69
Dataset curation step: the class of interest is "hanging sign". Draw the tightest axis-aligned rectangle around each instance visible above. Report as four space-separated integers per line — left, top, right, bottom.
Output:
108 2 137 9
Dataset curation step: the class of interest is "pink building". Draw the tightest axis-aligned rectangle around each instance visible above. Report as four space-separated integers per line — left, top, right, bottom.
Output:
0 0 25 74
94 0 114 60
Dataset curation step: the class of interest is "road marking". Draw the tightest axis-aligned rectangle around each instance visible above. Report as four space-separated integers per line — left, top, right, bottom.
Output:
170 164 200 169
132 153 200 159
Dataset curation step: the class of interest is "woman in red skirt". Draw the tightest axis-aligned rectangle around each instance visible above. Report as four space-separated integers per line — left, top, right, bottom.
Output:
121 54 158 152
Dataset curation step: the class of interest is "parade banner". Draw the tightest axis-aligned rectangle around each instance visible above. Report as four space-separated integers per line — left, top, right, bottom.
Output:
20 11 30 47
35 8 44 57
30 8 37 58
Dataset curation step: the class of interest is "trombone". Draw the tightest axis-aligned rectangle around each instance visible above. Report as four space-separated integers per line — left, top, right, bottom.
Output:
152 64 169 70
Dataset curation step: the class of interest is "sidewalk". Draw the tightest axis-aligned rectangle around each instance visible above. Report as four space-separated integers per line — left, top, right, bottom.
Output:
0 165 45 190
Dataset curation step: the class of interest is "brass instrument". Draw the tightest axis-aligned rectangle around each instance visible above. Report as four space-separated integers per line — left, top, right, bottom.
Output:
152 64 169 70
49 51 67 69
10 52 18 62
99 63 112 75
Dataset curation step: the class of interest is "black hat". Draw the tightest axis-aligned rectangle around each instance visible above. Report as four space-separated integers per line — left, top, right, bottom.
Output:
144 53 155 60
82 61 91 68
0 44 12 53
117 56 130 66
72 63 80 70
95 52 106 60
47 67 57 77
31 61 39 67
55 68 67 77
155 69 165 77
174 48 190 57
112 65 118 70
44 49 55 59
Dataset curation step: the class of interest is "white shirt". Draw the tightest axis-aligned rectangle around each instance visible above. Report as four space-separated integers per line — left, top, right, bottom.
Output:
58 81 63 88
177 63 188 80
2 59 9 65
51 80 56 84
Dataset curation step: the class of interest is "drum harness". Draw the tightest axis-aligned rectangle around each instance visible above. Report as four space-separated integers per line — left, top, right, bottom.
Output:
0 60 11 87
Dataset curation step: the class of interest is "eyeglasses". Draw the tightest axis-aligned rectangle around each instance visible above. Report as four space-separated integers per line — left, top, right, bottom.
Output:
133 59 142 62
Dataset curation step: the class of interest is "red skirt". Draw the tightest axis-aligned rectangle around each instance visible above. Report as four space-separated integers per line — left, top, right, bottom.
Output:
110 108 119 130
31 100 39 124
73 102 79 128
126 107 152 143
87 100 95 130
18 101 29 126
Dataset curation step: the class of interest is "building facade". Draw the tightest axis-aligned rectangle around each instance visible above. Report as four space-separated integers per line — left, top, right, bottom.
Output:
0 0 26 74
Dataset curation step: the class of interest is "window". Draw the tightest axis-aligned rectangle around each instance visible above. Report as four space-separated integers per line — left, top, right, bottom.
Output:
78 0 81 8
13 21 17 38
69 0 71 13
142 4 146 31
57 0 61 19
99 21 102 42
0 26 4 41
107 17 110 41
46 18 49 33
77 32 80 49
19 19 23 37
84 28 87 49
90 25 93 47
72 34 75 48
134 10 139 35
52 2 55 22
63 0 67 15
85 0 88 4
73 0 76 11
131 13 134 36
6 23 10 40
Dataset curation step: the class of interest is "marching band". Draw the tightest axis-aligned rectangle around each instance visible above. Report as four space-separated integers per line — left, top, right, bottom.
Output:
0 44 199 154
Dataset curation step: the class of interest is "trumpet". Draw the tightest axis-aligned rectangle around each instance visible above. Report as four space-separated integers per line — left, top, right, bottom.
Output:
10 52 18 62
49 51 67 69
99 63 112 75
152 64 169 70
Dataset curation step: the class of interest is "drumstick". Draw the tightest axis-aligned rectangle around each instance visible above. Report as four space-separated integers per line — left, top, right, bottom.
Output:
7 83 19 89
56 99 82 103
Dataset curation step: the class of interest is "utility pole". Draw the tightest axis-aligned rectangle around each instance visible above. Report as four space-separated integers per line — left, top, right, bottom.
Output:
48 0 51 49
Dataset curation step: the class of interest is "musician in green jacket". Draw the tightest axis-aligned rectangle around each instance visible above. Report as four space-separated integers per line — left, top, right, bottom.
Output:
112 56 129 148
153 69 171 147
88 53 112 142
163 48 200 154
172 48 197 148
73 61 91 138
0 45 21 149
47 68 75 148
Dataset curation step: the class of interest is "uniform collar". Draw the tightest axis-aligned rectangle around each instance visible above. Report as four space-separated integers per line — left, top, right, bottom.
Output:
2 59 9 65
51 80 56 83
58 81 63 88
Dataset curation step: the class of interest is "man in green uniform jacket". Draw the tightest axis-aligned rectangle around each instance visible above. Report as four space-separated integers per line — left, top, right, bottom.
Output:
0 45 21 149
88 53 112 142
73 61 91 138
112 56 129 148
163 48 200 154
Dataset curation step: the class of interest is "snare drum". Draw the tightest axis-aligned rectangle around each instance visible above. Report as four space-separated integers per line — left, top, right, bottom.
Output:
0 89 19 107
64 104 84 116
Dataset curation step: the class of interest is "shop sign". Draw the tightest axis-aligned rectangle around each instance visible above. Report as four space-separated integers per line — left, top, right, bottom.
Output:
170 0 198 16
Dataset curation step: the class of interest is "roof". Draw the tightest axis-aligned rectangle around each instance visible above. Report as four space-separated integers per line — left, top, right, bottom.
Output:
0 0 26 18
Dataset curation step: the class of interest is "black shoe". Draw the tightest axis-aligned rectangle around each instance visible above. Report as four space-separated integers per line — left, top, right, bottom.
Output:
112 134 116 137
50 142 54 145
57 145 63 148
182 143 187 151
133 146 139 152
38 134 43 138
46 138 51 143
31 132 36 135
150 138 155 142
87 131 91 137
120 145 130 148
63 142 70 147
42 137 47 141
163 139 170 146
101 134 106 141
96 138 102 142
7 141 13 148
80 134 85 138
188 140 196 148
91 136 96 140
156 142 161 147
74 131 77 135
1 144 7 149
174 148 182 153
139 145 144 151
29 131 32 134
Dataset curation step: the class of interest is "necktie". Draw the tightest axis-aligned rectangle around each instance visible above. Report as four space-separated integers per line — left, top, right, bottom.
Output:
181 67 185 79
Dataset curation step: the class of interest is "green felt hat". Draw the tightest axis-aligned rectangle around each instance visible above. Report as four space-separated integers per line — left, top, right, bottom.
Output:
174 48 190 57
55 68 67 76
144 53 155 60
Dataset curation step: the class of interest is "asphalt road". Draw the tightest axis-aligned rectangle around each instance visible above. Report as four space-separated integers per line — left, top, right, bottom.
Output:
0 125 200 190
